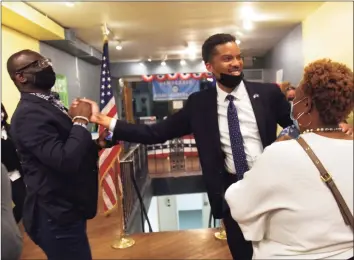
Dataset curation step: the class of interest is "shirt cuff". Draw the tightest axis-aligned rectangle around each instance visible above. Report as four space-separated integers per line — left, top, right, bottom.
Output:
109 118 117 132
73 122 88 129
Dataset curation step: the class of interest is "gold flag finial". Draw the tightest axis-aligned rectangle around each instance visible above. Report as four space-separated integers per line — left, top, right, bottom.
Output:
102 23 110 42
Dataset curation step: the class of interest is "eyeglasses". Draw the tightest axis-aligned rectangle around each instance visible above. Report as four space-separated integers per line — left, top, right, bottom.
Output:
286 86 296 91
15 58 52 73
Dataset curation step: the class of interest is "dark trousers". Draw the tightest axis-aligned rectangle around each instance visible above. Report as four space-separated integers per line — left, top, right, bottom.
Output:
11 176 26 223
223 171 253 260
223 209 253 260
28 207 92 260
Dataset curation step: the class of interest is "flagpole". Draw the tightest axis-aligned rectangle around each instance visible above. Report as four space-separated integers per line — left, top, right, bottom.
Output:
99 22 135 249
214 220 227 240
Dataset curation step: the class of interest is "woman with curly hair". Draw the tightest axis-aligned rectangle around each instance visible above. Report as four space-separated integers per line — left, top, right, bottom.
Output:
225 59 354 259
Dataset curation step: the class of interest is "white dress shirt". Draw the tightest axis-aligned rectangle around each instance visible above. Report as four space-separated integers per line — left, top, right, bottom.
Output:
217 81 263 174
225 133 354 259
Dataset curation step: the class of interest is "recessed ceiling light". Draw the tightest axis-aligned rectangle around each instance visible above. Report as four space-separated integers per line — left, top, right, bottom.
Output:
243 20 253 31
148 58 152 62
241 6 256 21
65 2 75 7
236 39 241 45
180 60 186 66
161 61 166 66
116 45 122 50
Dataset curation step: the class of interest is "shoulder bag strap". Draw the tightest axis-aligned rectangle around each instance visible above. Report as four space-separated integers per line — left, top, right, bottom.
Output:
296 136 354 231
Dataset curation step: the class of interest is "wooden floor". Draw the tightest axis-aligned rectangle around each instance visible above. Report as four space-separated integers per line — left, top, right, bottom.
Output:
21 208 232 259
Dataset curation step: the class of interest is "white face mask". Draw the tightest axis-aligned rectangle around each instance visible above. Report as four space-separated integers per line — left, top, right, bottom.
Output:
290 97 306 130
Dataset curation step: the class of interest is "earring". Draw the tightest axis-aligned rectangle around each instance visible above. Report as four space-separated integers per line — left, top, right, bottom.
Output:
299 112 312 127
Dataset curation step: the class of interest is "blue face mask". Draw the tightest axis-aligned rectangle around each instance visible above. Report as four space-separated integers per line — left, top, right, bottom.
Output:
290 101 300 130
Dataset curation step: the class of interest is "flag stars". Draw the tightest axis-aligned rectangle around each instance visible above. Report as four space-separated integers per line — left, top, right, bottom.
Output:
101 100 104 104
102 71 106 75
107 84 111 89
108 77 111 82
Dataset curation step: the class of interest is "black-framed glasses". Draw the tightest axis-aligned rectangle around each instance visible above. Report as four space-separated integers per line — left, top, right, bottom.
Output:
15 58 52 73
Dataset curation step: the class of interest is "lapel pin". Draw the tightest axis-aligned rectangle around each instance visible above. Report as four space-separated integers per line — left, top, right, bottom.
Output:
253 94 259 99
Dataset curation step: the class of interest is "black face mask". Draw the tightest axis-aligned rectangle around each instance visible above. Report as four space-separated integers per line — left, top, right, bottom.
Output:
216 72 244 89
25 66 56 91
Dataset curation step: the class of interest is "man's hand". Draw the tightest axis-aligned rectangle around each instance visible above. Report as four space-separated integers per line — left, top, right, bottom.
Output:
77 98 100 123
68 100 92 124
339 122 353 136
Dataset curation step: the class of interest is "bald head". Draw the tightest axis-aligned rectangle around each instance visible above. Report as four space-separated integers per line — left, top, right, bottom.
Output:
7 49 44 80
6 50 56 93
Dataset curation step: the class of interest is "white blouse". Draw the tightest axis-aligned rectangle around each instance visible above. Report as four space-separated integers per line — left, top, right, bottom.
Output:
225 133 353 259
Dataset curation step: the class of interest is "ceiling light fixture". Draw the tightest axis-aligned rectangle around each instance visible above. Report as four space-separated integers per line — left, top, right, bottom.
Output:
186 43 198 61
236 39 241 45
180 59 186 66
161 61 166 66
243 19 253 31
148 58 152 62
65 2 75 7
241 6 254 18
116 40 122 50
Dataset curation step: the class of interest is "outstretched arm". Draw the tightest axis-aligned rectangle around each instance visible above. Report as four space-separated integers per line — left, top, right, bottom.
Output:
80 98 193 145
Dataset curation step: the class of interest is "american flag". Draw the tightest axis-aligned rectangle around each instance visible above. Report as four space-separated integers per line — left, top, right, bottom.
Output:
99 38 122 215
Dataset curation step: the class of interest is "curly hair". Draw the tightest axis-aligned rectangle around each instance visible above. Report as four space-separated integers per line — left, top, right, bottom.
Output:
280 81 295 95
301 58 354 125
202 33 236 63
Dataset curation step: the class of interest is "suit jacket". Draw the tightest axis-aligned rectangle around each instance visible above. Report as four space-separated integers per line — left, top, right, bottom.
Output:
10 93 99 233
112 80 293 218
1 126 23 173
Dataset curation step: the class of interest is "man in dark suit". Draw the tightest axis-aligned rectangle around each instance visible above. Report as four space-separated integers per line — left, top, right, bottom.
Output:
8 50 107 260
78 34 293 259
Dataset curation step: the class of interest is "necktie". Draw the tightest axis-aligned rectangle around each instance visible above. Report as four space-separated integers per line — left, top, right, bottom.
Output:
226 95 249 179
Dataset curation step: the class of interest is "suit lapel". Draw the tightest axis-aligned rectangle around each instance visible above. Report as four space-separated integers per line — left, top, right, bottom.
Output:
21 93 72 126
243 81 267 147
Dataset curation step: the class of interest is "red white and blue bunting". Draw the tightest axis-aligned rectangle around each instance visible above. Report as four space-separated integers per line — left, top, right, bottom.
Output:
141 72 213 82
141 75 154 82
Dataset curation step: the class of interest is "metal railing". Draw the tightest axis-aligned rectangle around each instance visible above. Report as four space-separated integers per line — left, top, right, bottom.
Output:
120 144 153 233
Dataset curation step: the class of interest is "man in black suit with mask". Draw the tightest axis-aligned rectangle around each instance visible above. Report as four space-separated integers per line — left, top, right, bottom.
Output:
78 34 293 259
8 50 108 260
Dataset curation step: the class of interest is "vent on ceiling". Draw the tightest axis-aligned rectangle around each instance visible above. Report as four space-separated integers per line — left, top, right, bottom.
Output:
243 69 263 82
42 29 102 65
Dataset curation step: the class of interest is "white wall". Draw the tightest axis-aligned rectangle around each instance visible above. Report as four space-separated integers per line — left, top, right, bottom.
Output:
176 193 203 211
145 193 211 232
157 195 179 231
144 196 159 232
